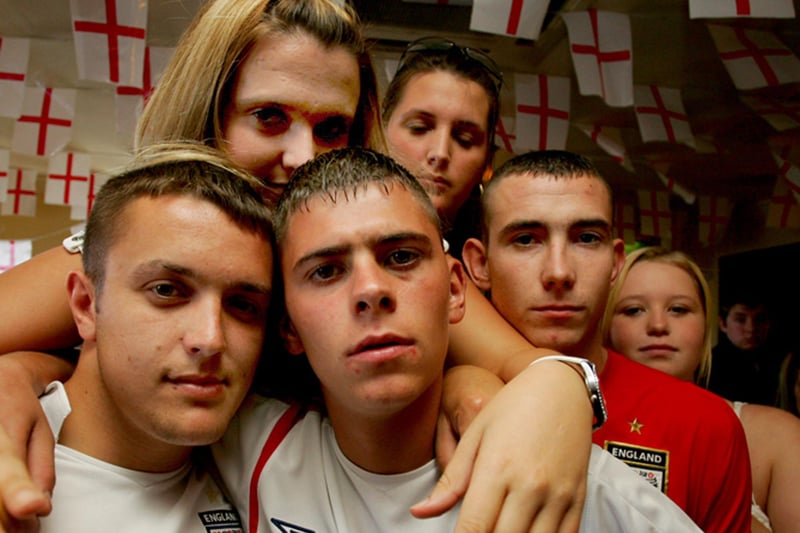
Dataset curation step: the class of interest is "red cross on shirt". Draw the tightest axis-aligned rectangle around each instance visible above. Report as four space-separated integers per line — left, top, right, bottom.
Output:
569 9 631 101
17 88 72 156
517 75 569 151
635 86 688 143
6 169 36 215
73 0 146 83
49 153 89 205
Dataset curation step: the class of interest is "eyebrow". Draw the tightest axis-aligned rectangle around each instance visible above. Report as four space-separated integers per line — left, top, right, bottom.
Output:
498 218 612 238
292 231 434 271
133 260 272 296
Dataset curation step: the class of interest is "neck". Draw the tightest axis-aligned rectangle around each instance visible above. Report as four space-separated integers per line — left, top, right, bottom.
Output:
60 347 191 473
324 379 442 474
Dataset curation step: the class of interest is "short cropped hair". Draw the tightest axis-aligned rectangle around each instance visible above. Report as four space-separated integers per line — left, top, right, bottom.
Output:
273 147 441 246
83 143 274 291
479 150 613 239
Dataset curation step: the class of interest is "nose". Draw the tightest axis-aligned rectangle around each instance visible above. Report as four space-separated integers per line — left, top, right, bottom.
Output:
646 310 669 336
541 242 575 291
281 122 316 177
351 257 396 316
183 296 226 358
426 128 451 171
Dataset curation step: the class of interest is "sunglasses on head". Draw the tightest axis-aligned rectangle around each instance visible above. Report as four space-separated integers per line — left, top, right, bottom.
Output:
399 37 503 91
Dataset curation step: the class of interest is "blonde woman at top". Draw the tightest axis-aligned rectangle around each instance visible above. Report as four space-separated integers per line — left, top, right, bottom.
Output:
603 247 800 533
0 3 595 531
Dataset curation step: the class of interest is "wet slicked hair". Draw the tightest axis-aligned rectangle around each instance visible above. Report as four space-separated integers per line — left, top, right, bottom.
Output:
83 143 274 291
479 150 614 239
273 147 441 246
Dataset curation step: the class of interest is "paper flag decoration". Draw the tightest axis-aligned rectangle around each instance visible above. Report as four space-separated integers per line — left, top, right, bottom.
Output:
614 201 638 243
697 195 733 246
577 123 633 171
71 0 148 85
741 94 800 132
767 176 800 229
515 74 571 151
0 240 33 273
707 24 800 90
470 0 549 40
0 36 30 118
690 0 795 19
1 168 37 217
638 189 672 240
656 171 697 205
46 152 92 206
115 46 174 134
562 9 633 107
494 115 517 153
772 148 800 204
71 172 111 221
634 85 695 149
12 87 76 157
0 149 8 203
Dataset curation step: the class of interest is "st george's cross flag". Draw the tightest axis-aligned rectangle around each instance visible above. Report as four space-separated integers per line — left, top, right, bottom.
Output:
690 0 795 19
655 170 697 205
697 195 733 246
577 123 633 171
0 37 30 118
0 149 9 203
115 46 174 134
46 152 92 207
772 147 800 204
470 0 549 40
1 168 37 217
634 85 695 149
12 87 77 157
515 74 570 151
614 200 638 243
707 24 800 90
494 115 517 154
637 189 672 242
561 9 633 107
741 94 800 132
0 240 33 273
71 172 111 221
71 0 148 85
767 176 800 229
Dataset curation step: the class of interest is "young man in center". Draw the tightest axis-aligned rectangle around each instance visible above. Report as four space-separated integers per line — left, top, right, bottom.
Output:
462 150 752 533
213 147 702 532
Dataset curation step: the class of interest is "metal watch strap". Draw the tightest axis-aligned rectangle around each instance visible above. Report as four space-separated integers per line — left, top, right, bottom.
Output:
529 355 607 430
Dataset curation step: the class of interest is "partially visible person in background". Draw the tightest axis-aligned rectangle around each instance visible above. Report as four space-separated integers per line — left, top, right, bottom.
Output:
604 246 800 533
778 350 800 418
708 290 783 405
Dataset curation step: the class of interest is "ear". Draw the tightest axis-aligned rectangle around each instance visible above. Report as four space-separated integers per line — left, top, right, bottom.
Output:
67 270 97 342
279 314 305 356
719 316 728 333
446 256 467 325
609 238 626 285
461 237 492 292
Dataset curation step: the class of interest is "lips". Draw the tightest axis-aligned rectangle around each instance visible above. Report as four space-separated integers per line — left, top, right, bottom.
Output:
532 305 584 320
639 345 677 357
348 334 415 363
416 175 448 195
166 374 227 401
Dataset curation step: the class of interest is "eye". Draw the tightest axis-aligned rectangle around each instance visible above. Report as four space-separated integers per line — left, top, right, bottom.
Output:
576 232 602 244
621 306 644 317
308 262 344 283
511 233 537 246
314 116 351 147
669 305 691 316
226 294 268 324
254 107 289 135
385 249 420 269
146 281 188 302
404 118 432 136
452 128 482 149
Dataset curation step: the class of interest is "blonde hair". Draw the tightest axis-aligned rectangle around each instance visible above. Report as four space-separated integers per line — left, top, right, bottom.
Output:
601 247 714 386
136 0 385 152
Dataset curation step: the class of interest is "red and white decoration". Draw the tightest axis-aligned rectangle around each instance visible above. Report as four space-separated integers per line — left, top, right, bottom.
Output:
0 240 33 273
577 123 633 171
767 177 800 229
12 87 76 157
655 170 696 205
470 0 549 40
71 0 148 85
494 115 517 153
46 152 92 207
115 45 174 134
634 85 695 149
707 24 800 90
614 200 638 243
741 94 800 132
690 0 795 19
515 74 571 151
0 36 30 118
0 149 9 203
772 148 800 204
1 168 37 217
637 189 672 242
697 195 733 246
562 9 633 107
71 172 111 221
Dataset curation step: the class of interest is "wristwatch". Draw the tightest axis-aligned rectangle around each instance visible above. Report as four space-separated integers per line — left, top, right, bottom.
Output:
529 355 608 430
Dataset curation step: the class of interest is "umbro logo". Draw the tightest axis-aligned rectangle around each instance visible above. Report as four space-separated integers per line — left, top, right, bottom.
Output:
270 518 316 533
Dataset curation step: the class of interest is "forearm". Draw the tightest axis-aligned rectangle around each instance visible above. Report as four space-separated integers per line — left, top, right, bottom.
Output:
0 246 82 354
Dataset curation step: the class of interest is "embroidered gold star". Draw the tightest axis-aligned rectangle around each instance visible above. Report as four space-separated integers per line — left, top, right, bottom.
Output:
628 418 644 434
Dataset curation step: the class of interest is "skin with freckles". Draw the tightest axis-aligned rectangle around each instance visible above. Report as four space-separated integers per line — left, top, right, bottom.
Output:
222 31 360 185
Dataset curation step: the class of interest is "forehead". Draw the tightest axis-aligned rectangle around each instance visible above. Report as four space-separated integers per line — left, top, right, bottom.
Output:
234 31 360 116
280 184 438 256
394 71 490 126
627 261 699 297
486 173 612 229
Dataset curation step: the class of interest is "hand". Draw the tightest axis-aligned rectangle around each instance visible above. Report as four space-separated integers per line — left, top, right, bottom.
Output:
0 423 48 532
414 361 592 533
